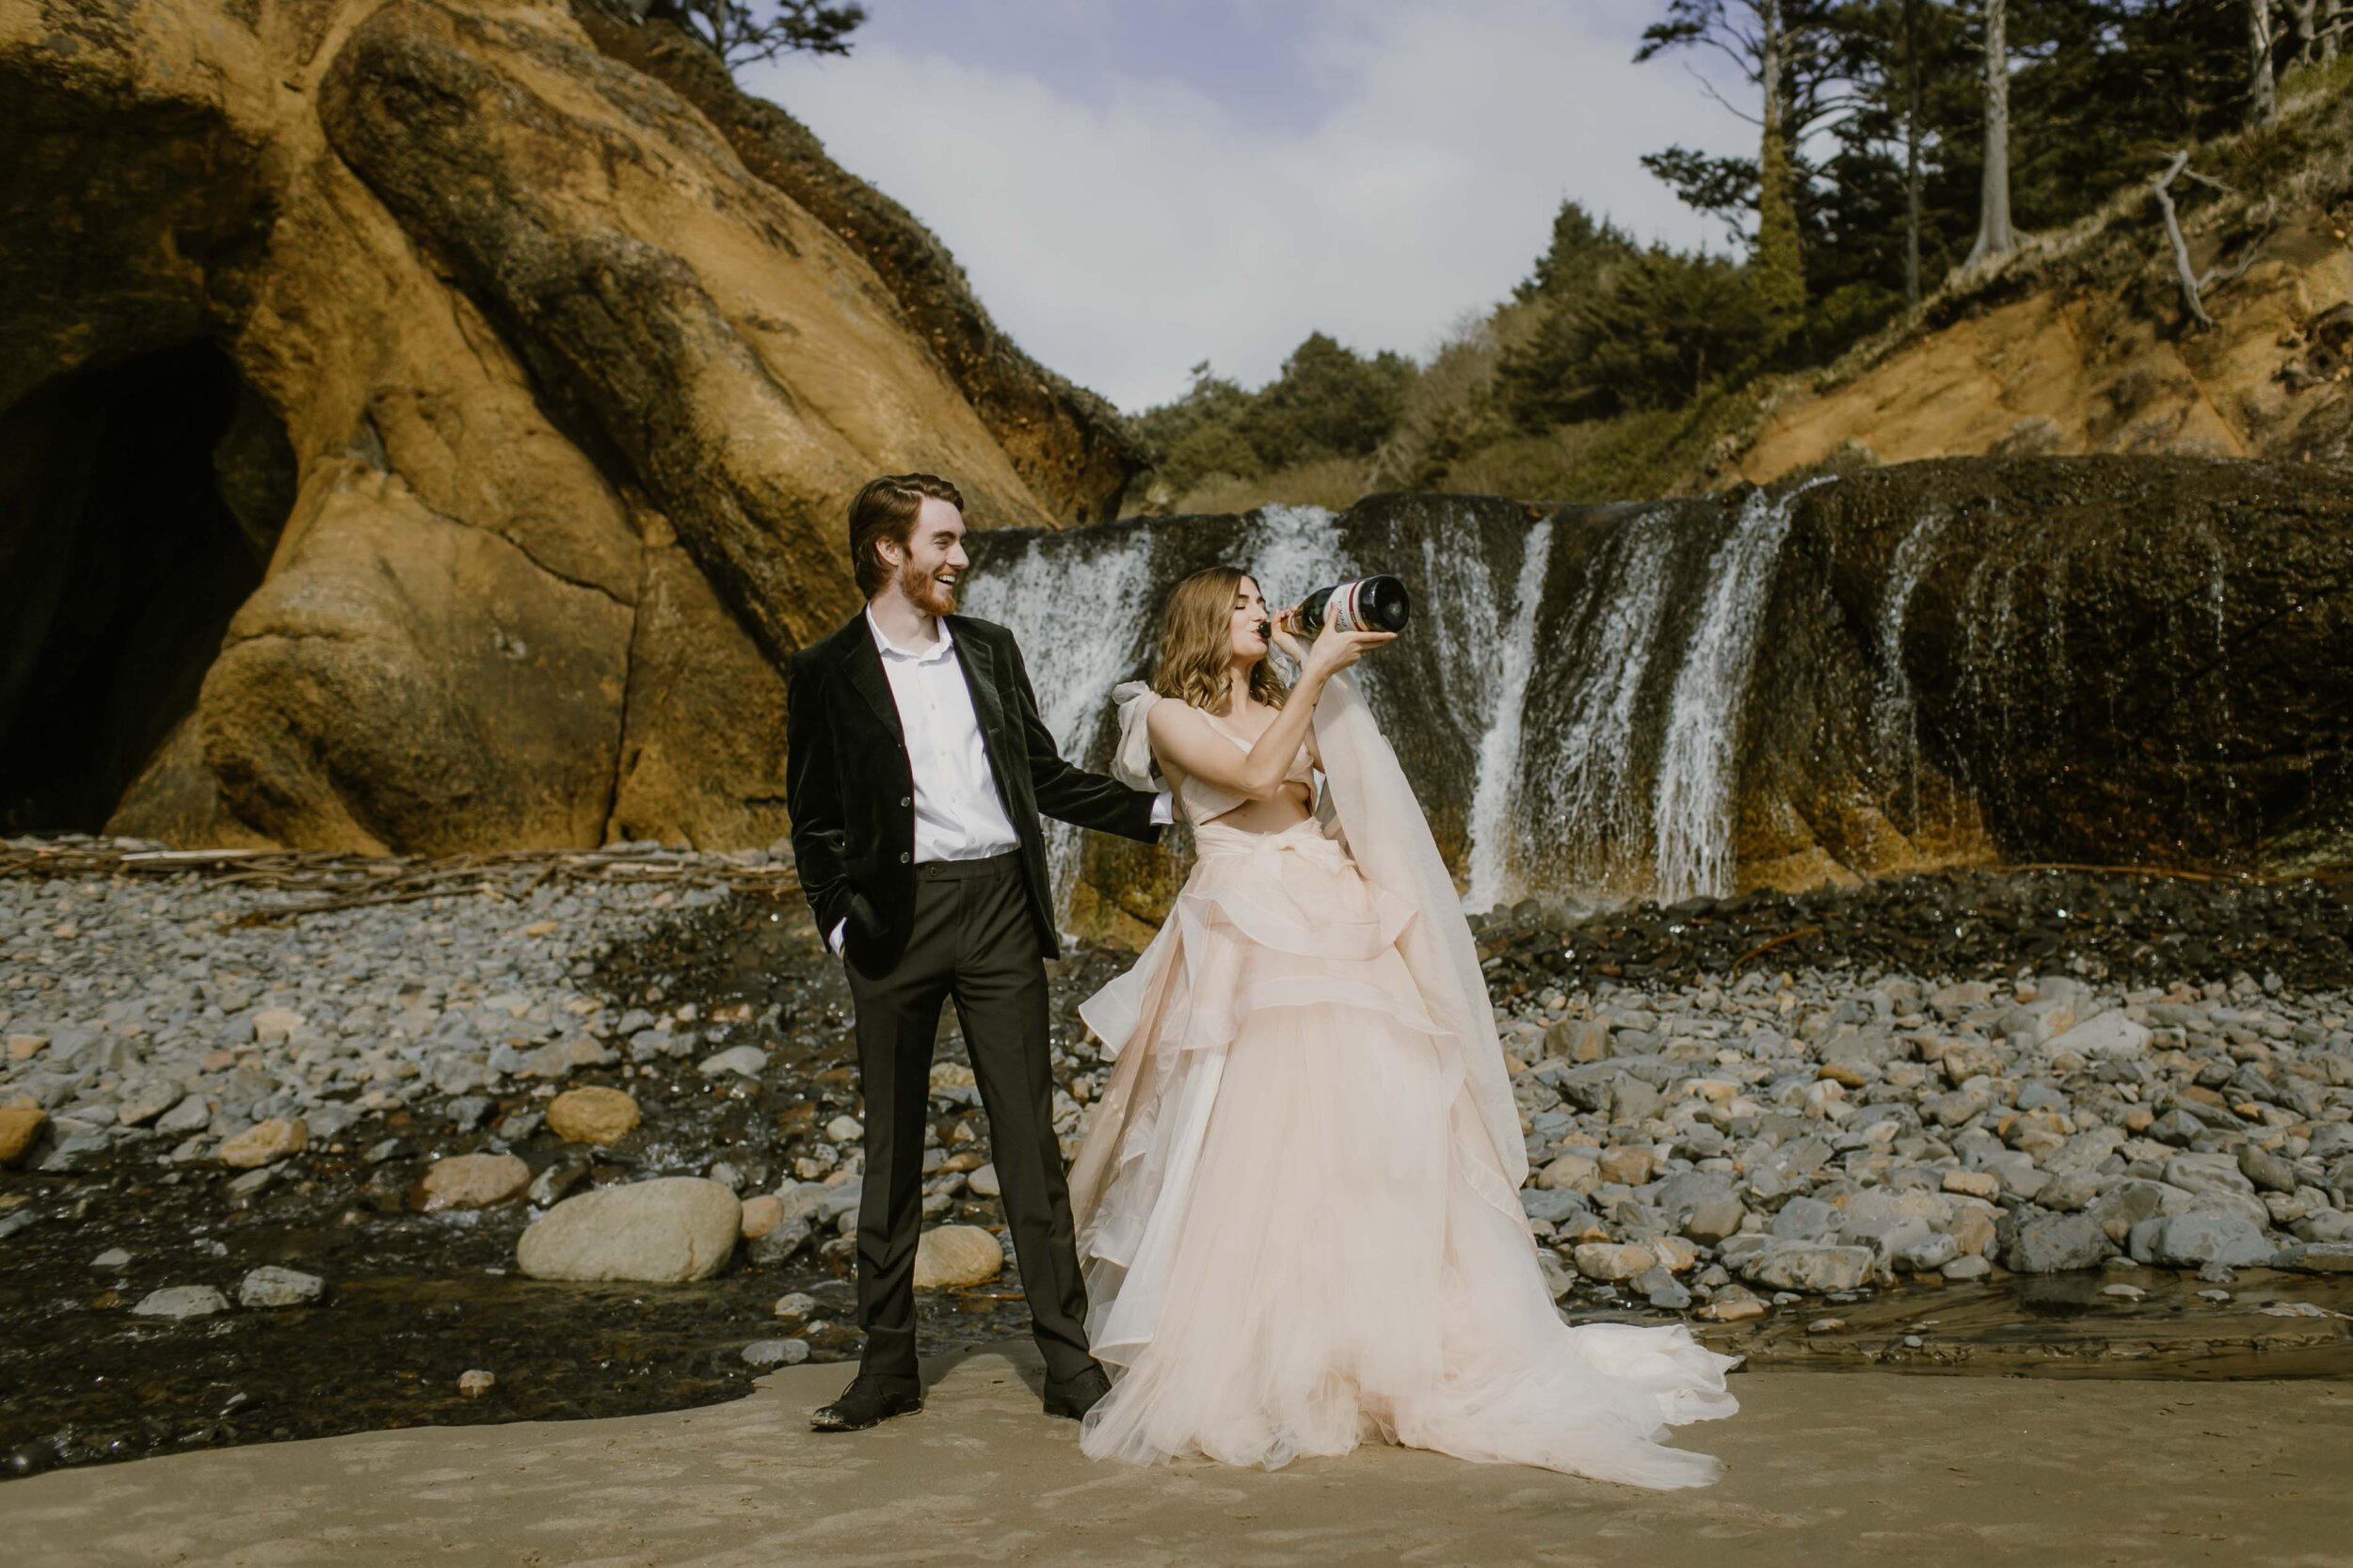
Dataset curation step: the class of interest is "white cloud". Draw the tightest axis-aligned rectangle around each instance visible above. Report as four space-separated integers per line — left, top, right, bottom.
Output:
744 1 1753 411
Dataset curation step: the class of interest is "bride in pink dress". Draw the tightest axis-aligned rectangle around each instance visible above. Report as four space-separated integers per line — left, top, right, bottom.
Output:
1064 565 1738 1488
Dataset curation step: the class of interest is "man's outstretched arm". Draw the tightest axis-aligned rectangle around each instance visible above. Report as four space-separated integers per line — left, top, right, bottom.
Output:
1007 636 1166 841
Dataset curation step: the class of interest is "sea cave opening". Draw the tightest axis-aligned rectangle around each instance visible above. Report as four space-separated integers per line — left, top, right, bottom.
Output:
0 341 293 833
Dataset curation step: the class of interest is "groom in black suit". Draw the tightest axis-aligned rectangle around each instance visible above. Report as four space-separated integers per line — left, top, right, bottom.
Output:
785 472 1168 1432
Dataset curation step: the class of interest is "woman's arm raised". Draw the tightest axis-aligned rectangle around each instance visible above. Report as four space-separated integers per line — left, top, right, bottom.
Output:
1144 616 1393 801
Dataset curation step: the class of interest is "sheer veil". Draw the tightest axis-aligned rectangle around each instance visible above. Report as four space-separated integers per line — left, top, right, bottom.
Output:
1306 670 1529 1220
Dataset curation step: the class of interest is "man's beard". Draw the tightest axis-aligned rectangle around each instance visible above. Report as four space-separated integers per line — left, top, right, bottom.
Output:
897 554 955 616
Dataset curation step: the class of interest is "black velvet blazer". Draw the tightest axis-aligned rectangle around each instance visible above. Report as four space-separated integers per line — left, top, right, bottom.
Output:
784 610 1161 972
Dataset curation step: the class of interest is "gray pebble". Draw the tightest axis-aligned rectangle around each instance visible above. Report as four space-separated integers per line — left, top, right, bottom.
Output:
238 1265 326 1307
132 1285 231 1320
741 1337 810 1369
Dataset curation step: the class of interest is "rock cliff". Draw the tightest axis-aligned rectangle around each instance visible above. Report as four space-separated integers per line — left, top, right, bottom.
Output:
0 0 1139 851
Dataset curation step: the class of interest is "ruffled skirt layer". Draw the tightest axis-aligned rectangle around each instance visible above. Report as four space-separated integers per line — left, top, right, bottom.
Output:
1068 817 1737 1488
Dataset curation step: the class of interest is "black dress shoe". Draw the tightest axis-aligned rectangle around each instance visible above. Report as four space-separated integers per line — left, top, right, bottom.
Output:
1041 1362 1112 1420
809 1373 923 1432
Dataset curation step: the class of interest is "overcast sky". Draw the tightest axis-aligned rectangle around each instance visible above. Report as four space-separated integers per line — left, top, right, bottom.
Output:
744 1 1753 412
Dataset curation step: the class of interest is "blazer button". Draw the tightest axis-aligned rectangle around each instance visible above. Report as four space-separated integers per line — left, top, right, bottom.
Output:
900 795 911 808
900 852 911 864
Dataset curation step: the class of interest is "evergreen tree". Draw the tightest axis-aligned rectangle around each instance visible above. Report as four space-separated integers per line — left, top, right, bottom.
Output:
1513 203 1641 303
1133 363 1263 493
1241 333 1416 469
1131 338 1415 496
652 0 866 69
1637 0 1856 335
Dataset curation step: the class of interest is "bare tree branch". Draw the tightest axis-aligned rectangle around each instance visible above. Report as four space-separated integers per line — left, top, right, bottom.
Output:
1687 61 1766 126
2153 151 2216 329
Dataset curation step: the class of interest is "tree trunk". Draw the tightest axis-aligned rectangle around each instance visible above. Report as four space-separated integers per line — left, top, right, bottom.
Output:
1753 0 1807 332
1965 0 2016 265
2326 0 2343 63
2289 0 2317 62
2249 0 2278 125
1904 0 1923 307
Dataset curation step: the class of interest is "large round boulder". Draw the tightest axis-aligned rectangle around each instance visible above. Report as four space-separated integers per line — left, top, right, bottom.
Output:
517 1176 742 1284
913 1224 1004 1288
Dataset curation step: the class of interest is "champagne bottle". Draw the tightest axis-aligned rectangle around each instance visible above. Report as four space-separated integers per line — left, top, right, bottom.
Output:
1291 574 1412 635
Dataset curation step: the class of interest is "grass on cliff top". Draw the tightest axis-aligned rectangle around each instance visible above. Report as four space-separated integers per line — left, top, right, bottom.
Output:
1155 394 1757 517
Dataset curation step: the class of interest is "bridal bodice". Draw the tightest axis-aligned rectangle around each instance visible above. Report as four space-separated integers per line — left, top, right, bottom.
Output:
1108 680 1314 826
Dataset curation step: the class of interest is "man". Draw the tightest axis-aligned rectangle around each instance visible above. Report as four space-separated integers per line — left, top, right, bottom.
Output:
784 472 1171 1432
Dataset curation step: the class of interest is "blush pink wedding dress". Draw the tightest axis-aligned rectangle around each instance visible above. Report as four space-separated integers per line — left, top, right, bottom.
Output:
1064 672 1737 1488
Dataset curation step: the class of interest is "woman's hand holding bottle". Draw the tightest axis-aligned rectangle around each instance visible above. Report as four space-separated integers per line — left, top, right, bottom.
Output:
1272 606 1396 684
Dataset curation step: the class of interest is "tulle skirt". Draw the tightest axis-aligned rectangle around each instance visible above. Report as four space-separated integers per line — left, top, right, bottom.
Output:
1067 815 1739 1488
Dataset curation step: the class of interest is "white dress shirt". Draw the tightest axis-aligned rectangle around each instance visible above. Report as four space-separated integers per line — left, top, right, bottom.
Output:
829 607 1172 953
872 605 1024 862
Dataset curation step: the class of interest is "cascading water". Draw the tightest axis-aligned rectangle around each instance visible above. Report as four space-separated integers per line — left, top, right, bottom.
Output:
964 496 1556 926
1462 518 1552 912
1958 554 2021 825
957 520 1159 914
954 461 2336 931
1412 523 1497 745
1526 505 1682 893
1869 509 1948 824
960 473 2010 927
1651 481 1822 902
1234 504 1342 618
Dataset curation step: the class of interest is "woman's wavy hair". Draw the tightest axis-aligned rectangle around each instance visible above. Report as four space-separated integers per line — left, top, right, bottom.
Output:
1149 565 1288 715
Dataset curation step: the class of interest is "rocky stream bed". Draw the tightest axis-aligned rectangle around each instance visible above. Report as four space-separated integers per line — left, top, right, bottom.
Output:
4 838 2351 1480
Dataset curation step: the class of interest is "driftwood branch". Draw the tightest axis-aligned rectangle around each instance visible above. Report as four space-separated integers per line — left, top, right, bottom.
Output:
1730 924 1824 970
2153 151 2217 329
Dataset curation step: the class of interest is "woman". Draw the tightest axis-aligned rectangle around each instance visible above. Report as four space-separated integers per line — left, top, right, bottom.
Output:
1064 565 1738 1487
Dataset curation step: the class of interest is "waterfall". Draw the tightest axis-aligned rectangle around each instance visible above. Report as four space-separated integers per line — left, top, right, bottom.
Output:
1533 505 1681 892
1651 483 1818 902
1870 509 1947 824
958 521 1159 916
964 476 1879 924
1462 518 1553 912
1414 522 1497 751
960 502 1361 927
1234 504 1341 615
931 465 2305 928
1958 555 2020 824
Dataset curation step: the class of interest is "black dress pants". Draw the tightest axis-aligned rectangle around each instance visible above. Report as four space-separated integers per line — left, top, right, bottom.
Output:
841 851 1094 1386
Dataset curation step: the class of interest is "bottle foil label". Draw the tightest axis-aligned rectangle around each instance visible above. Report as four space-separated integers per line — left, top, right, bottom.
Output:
1329 578 1369 633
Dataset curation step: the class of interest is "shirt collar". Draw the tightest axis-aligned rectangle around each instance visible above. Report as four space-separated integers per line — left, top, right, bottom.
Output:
865 603 956 664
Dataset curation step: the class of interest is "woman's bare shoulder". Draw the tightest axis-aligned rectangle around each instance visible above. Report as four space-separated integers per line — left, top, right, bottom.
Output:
1145 696 1212 738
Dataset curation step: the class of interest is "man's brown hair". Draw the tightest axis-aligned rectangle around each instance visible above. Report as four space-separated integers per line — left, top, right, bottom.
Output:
847 472 966 599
